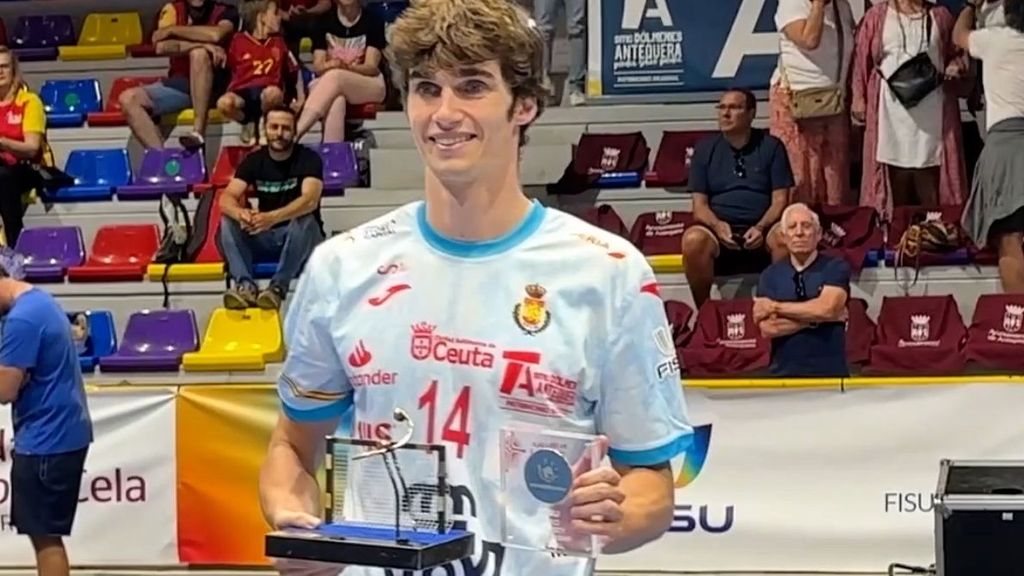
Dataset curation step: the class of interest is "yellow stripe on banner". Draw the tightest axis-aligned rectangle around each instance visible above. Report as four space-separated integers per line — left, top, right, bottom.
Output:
844 374 1022 386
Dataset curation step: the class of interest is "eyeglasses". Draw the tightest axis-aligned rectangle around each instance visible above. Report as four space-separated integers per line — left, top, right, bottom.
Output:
792 271 807 301
733 151 747 179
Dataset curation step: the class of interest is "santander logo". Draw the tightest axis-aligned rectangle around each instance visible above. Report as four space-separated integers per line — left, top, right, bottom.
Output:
348 340 372 368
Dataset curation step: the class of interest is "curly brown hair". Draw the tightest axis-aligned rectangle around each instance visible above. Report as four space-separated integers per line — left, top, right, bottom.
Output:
386 0 548 145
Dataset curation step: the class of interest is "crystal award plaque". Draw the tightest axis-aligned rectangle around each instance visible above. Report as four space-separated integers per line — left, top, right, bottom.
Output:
265 409 475 571
499 427 604 557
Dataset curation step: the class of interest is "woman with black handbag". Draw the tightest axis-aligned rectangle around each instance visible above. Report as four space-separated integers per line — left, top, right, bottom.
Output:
0 47 44 248
850 0 971 221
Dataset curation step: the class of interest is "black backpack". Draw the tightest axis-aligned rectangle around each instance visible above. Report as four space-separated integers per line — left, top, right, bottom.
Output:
152 193 217 307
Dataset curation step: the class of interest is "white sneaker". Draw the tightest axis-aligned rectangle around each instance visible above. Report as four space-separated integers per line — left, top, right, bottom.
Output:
568 90 586 107
240 122 257 146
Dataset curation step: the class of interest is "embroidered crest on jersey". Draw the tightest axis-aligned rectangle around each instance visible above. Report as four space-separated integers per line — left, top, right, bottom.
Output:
514 284 551 335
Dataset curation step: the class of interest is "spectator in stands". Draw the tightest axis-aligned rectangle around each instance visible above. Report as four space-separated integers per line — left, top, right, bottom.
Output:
294 0 387 143
680 89 792 309
977 0 1006 27
280 0 331 58
219 106 324 310
770 0 855 206
755 203 851 377
956 0 1024 293
851 0 969 220
0 48 44 248
534 0 586 106
217 0 305 145
0 247 93 576
120 0 239 150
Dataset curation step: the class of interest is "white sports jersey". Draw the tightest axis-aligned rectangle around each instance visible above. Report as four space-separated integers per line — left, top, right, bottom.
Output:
278 200 693 576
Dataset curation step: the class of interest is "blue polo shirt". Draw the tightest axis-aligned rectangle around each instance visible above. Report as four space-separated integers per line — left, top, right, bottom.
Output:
689 129 794 227
0 288 93 455
757 254 851 378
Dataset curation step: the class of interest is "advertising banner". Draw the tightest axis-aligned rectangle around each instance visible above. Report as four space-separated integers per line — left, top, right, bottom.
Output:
0 387 178 567
597 383 1024 573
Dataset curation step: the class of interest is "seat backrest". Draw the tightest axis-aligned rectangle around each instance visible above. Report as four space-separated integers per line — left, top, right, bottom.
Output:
969 294 1024 341
194 189 225 263
104 77 161 113
664 300 695 348
846 297 876 363
78 12 143 46
579 205 628 237
88 224 159 265
40 79 102 115
629 211 694 256
15 226 84 267
693 298 764 349
121 309 198 354
318 143 359 183
68 310 117 358
0 18 9 46
135 148 207 185
210 146 252 187
202 308 282 352
651 130 716 184
65 148 132 187
876 295 966 347
14 15 75 48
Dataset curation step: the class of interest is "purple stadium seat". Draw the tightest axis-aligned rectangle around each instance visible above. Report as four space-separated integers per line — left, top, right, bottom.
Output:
318 143 360 195
12 15 75 61
117 148 207 200
15 226 85 282
99 309 199 372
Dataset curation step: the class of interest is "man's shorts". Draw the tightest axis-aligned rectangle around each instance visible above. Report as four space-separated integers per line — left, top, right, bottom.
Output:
688 221 781 276
11 447 89 537
232 86 266 125
143 76 193 116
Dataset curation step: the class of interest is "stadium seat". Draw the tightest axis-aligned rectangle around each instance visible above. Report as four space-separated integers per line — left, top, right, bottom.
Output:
192 145 253 194
0 18 9 46
67 224 159 282
965 294 1024 372
147 189 226 281
867 295 967 375
12 15 75 61
681 298 769 377
630 210 693 273
254 261 279 279
99 309 199 372
48 148 132 202
59 12 143 61
15 226 85 283
664 300 695 358
87 76 162 126
846 298 875 368
181 308 284 372
40 79 102 128
117 148 206 200
814 205 883 273
644 130 715 188
318 142 360 194
885 205 973 267
168 108 226 126
347 102 379 121
549 132 649 194
579 204 629 237
70 310 117 372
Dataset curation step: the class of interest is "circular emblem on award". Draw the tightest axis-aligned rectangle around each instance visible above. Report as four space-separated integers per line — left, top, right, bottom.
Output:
524 448 573 504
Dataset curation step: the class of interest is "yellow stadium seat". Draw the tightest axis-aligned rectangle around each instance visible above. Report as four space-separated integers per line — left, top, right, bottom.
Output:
300 37 312 53
166 108 227 126
647 254 685 274
182 308 284 372
147 263 225 282
58 12 143 61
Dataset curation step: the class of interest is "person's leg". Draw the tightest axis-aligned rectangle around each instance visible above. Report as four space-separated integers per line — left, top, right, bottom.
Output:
564 0 586 104
996 231 1024 293
30 537 69 576
532 0 558 101
295 71 385 140
218 216 259 308
911 166 941 207
888 165 918 206
260 85 286 112
0 165 26 246
681 226 719 310
120 82 191 149
216 92 246 123
765 223 788 262
258 214 324 309
180 48 215 149
15 447 87 576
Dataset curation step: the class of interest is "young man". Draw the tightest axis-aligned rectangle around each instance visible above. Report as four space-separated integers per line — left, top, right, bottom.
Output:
218 0 304 145
219 105 324 310
257 1 692 575
0 248 93 576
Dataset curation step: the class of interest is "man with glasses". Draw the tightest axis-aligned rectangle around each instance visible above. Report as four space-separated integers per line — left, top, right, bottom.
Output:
680 88 793 309
753 203 851 378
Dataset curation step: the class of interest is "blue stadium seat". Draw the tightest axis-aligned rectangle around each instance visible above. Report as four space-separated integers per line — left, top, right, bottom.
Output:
40 79 102 128
49 148 132 202
254 262 278 279
68 310 117 372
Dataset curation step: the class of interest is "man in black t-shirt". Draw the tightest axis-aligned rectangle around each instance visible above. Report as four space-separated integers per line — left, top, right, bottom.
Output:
218 105 325 310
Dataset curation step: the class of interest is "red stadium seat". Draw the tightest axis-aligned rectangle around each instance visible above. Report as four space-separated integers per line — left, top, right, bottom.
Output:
192 145 254 194
681 298 769 377
67 224 159 282
86 76 162 126
965 294 1024 371
644 130 715 188
629 210 693 256
0 18 8 47
814 204 883 273
846 297 875 367
347 102 379 120
579 204 628 237
664 300 695 357
867 295 967 375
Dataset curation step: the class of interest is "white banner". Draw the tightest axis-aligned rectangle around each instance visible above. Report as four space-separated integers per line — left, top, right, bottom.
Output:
597 383 1024 573
0 387 178 567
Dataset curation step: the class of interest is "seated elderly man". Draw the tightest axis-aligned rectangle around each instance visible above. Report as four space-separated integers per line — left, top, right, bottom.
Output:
681 88 793 309
755 203 851 378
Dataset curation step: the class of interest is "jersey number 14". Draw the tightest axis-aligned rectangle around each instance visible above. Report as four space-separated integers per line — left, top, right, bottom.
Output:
418 380 471 459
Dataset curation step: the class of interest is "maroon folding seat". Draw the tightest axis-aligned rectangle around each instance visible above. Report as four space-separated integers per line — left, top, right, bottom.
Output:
815 205 883 273
579 204 629 237
629 211 694 256
846 297 875 367
887 205 982 267
867 295 967 375
965 294 1024 371
644 130 716 188
548 132 649 194
664 300 695 357
680 298 769 377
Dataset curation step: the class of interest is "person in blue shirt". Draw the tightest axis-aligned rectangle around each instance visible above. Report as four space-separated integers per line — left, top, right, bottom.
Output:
754 203 852 378
0 247 93 576
681 88 794 309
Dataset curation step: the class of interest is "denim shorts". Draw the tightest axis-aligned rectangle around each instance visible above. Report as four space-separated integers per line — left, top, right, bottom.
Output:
143 76 193 116
10 447 89 536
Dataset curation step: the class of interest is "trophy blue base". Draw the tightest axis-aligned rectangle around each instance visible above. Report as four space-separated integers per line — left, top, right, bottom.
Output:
265 523 475 570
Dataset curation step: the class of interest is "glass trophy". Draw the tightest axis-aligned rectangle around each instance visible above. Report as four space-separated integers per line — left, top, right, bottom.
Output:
265 408 475 571
499 426 605 557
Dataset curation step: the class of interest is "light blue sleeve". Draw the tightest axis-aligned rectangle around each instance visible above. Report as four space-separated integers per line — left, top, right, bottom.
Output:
277 247 352 423
596 266 693 467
